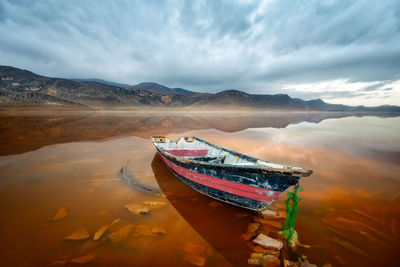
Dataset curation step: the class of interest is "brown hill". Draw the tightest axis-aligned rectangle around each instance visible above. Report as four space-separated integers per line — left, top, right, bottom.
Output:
1 65 399 112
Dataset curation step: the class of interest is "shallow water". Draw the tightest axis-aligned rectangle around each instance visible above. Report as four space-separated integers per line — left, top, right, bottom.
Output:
0 112 399 266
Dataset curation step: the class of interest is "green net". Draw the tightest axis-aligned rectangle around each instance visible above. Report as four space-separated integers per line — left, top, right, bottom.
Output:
282 183 303 243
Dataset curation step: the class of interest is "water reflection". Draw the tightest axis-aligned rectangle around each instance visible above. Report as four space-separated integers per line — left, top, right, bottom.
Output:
0 113 399 266
1 111 398 155
152 153 253 266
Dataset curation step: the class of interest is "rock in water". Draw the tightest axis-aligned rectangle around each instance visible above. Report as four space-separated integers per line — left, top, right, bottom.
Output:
184 243 207 256
252 234 283 250
65 227 90 241
284 259 299 267
261 254 280 267
108 224 134 243
133 225 156 237
93 225 109 241
182 254 206 267
124 204 150 215
152 227 167 235
144 201 166 208
247 223 260 236
259 209 279 219
69 253 96 264
53 207 68 220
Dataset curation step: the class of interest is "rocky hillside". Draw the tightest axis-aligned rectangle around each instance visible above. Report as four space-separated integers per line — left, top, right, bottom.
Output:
1 65 399 112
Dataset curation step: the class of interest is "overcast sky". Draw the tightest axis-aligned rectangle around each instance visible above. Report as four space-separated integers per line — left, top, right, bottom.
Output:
1 0 399 106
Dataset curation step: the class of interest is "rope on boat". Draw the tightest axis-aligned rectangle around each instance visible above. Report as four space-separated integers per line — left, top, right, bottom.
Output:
282 183 303 243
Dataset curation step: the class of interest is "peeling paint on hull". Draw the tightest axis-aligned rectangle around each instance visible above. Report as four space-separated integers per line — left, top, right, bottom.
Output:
151 136 312 211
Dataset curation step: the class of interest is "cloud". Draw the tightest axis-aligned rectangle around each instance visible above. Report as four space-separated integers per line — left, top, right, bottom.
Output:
0 0 399 105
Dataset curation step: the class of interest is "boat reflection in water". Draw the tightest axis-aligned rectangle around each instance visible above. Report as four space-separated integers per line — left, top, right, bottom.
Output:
151 153 254 266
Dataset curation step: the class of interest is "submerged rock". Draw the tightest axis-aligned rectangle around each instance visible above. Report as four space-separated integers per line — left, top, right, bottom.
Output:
182 254 206 267
284 259 299 267
248 253 280 266
108 224 134 243
93 225 109 241
259 209 279 219
125 204 150 215
261 254 280 267
289 231 299 248
69 253 96 264
133 225 156 237
65 227 90 241
184 243 207 256
253 234 283 250
247 223 260 236
53 207 68 221
144 201 166 208
248 257 261 265
152 227 167 235
300 259 317 267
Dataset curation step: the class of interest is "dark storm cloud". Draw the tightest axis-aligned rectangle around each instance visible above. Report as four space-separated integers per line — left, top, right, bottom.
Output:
0 0 399 105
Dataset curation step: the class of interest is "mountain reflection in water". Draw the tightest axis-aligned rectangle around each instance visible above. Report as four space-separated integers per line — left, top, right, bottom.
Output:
0 112 399 266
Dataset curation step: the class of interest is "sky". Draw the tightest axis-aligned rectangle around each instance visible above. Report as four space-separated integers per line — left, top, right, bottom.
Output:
0 0 399 106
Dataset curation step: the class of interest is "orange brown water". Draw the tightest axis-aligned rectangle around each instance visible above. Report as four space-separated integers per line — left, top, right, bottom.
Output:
0 113 399 266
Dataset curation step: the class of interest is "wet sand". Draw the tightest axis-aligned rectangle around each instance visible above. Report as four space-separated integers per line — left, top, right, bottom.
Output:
0 112 399 266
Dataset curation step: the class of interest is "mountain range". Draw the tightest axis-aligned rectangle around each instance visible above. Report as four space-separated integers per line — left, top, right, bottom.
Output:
1 65 399 112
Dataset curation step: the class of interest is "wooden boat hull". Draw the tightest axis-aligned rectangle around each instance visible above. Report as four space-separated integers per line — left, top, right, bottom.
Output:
152 136 312 211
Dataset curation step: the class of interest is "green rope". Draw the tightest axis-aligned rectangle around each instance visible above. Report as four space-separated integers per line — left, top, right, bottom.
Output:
282 184 303 243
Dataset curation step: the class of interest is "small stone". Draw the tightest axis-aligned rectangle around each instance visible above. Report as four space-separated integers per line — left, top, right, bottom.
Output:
182 254 206 267
300 260 317 267
93 225 109 241
250 252 264 259
125 204 150 215
289 231 300 248
254 247 280 257
259 209 279 219
152 227 167 235
65 227 90 241
53 207 68 220
261 254 280 267
144 201 166 208
107 218 123 232
133 225 156 237
184 242 207 256
248 257 261 265
69 253 96 264
108 224 134 243
253 234 283 250
284 259 299 267
247 223 260 236
252 245 269 253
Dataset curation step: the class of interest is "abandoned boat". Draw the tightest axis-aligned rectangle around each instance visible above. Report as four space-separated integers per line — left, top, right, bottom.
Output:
151 136 312 211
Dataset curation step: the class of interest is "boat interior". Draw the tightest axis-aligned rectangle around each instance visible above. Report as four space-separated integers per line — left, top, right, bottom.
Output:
151 136 306 173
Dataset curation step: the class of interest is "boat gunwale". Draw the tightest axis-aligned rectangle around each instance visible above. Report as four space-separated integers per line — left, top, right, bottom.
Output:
151 136 312 177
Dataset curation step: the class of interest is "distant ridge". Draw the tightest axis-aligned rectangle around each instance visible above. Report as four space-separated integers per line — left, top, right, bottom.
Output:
132 82 194 95
71 78 131 88
1 65 399 112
